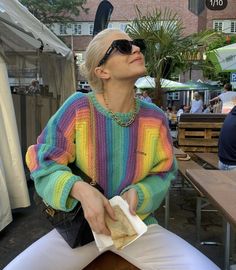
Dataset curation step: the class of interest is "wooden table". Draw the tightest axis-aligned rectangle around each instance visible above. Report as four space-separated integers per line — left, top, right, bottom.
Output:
194 152 219 169
186 169 236 270
173 146 187 158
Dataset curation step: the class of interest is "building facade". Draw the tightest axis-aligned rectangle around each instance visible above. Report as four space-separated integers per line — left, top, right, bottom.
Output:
50 0 236 95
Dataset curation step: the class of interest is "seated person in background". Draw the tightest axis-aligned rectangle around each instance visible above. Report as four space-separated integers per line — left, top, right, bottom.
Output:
165 106 173 128
4 28 220 270
218 106 236 170
176 105 185 121
210 83 236 114
203 104 212 113
190 92 203 113
142 90 152 103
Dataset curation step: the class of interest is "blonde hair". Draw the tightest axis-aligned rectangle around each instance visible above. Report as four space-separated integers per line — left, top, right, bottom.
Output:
79 28 128 93
193 92 201 100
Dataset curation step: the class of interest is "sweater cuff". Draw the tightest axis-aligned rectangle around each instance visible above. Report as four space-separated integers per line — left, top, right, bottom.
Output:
60 175 82 211
120 184 145 210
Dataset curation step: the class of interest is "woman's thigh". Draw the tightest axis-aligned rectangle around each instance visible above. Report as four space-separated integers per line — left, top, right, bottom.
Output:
112 224 220 270
4 229 100 270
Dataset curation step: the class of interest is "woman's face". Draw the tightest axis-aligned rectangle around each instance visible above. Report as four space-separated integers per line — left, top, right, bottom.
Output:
100 32 146 81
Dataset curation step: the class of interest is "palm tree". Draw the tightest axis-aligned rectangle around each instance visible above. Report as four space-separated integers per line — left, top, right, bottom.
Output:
126 6 223 106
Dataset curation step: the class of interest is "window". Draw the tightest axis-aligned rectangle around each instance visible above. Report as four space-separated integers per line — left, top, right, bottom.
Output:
89 24 93 35
167 92 180 101
74 24 82 35
75 53 83 65
230 21 236 33
108 23 113 29
120 24 127 31
59 24 67 35
213 21 223 32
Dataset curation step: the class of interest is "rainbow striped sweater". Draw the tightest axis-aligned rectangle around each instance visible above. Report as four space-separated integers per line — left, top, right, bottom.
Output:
26 92 177 225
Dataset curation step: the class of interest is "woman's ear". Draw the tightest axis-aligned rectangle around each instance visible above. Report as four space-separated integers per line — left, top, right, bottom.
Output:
94 67 110 80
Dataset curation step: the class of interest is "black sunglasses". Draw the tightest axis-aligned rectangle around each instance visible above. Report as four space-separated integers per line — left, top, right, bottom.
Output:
97 39 146 67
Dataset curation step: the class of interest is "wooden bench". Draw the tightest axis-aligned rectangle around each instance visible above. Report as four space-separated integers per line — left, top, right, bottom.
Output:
177 156 220 245
177 113 226 153
174 146 188 158
83 251 140 270
194 152 219 169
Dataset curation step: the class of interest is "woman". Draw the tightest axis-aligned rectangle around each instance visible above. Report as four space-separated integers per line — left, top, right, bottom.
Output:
210 83 236 114
5 29 219 270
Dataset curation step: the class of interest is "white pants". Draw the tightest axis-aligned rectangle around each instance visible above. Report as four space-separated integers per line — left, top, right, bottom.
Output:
4 224 220 270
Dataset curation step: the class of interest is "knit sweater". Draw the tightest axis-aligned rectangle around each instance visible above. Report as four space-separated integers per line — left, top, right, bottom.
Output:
26 92 177 225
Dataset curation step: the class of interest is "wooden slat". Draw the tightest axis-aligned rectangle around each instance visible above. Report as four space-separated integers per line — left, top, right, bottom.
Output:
179 146 218 153
178 138 218 146
178 122 223 128
194 152 219 169
173 146 187 158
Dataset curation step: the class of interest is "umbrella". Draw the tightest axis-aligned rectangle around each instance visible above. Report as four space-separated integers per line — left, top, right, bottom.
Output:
135 76 189 90
207 43 236 73
182 80 221 91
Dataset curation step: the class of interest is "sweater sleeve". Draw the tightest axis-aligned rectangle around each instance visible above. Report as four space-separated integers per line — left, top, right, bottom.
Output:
120 116 177 219
25 93 83 211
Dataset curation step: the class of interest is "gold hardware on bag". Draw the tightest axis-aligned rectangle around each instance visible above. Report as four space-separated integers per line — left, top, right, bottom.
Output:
90 181 97 186
45 206 55 217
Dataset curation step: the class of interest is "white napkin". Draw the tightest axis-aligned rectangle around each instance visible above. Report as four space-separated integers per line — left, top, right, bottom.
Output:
92 196 147 252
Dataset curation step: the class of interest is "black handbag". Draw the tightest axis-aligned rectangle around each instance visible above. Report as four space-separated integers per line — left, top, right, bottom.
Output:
34 162 104 248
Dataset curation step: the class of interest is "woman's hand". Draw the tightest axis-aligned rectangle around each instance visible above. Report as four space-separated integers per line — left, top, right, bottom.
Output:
70 181 115 235
121 188 138 215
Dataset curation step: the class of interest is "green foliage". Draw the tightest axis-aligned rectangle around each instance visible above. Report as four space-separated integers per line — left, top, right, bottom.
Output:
126 7 222 79
126 6 223 105
126 7 184 79
20 0 88 24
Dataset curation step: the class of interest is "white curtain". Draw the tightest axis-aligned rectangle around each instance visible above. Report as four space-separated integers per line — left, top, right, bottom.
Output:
0 53 30 231
40 54 76 104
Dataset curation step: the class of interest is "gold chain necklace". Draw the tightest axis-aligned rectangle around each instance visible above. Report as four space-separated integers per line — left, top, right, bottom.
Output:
103 93 138 127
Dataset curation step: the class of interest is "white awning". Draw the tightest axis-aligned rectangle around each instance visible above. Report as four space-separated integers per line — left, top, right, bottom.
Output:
0 0 71 57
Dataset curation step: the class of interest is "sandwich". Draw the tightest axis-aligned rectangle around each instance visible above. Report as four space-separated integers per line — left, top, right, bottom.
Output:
105 205 137 249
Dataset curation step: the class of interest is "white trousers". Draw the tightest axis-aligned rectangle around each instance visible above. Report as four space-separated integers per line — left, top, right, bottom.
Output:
4 224 220 270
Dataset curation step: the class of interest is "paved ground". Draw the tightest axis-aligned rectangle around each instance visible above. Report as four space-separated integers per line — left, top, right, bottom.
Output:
0 176 229 269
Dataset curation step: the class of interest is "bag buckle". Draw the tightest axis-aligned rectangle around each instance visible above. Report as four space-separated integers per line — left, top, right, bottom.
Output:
45 206 55 217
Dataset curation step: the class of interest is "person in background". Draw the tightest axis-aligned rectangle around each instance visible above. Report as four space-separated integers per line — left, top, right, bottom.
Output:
190 92 203 113
27 79 40 95
135 88 143 100
218 106 236 170
142 90 152 103
176 105 185 121
210 83 236 114
4 29 219 270
203 104 212 113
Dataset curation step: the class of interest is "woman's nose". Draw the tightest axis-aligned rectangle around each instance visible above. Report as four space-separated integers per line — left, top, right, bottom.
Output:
132 44 141 53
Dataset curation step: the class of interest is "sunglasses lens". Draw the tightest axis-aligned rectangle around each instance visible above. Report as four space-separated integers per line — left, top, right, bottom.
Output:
114 40 133 54
133 39 146 52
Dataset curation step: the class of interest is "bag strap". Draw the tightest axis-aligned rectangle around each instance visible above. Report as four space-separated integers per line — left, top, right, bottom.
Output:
67 162 92 183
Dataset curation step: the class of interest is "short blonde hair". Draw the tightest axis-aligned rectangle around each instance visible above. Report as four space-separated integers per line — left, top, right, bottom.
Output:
79 28 128 93
193 92 201 100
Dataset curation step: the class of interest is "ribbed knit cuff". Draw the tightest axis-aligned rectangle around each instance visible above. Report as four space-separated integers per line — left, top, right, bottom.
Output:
120 184 145 211
60 175 82 211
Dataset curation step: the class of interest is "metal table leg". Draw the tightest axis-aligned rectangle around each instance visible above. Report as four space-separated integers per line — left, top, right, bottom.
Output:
164 189 170 229
224 220 231 270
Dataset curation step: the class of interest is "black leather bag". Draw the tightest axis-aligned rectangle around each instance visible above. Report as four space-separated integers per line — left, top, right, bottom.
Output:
34 163 104 248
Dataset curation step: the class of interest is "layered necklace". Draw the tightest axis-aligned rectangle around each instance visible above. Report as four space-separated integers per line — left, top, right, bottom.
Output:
103 92 138 127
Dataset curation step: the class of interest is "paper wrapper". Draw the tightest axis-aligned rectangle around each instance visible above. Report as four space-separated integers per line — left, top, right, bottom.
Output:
92 196 148 252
